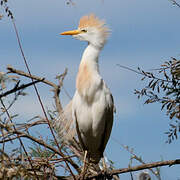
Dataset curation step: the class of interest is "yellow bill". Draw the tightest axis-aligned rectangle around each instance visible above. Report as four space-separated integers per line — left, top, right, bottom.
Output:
60 29 80 35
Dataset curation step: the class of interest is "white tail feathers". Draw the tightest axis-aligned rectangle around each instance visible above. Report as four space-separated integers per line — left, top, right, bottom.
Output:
54 101 76 143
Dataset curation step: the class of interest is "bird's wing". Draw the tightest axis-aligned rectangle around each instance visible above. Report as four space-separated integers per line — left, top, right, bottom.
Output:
99 92 114 155
73 110 87 151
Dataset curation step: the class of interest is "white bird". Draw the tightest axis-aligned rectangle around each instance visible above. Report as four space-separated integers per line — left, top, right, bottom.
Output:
60 14 115 165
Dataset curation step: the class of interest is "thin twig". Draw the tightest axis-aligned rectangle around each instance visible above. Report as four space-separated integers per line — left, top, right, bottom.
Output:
117 64 172 83
7 65 65 116
112 137 160 178
170 0 180 8
0 79 42 98
7 65 57 88
0 92 19 117
16 119 47 131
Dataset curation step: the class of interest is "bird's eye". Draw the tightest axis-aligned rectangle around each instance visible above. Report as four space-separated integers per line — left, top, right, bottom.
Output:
81 29 87 33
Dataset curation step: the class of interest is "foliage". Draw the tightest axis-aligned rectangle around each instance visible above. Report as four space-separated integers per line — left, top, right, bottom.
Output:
134 58 180 143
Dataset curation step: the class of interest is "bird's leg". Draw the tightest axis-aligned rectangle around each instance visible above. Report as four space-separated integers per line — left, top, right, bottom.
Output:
102 157 112 180
81 150 88 175
102 157 120 180
102 157 107 171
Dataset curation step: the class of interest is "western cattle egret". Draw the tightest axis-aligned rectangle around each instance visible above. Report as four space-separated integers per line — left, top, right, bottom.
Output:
60 14 114 165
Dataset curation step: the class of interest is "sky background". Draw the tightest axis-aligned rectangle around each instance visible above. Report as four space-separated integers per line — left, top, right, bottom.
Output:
1 0 180 179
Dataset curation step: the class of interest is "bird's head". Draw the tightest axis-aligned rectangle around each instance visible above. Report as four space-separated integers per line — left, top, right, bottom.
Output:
60 14 110 49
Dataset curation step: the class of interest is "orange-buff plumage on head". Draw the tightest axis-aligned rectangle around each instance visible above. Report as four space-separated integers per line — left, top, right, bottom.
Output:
78 14 110 39
61 14 110 49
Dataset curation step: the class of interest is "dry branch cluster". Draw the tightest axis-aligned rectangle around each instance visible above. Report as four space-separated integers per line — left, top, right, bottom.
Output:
0 65 180 179
0 66 79 179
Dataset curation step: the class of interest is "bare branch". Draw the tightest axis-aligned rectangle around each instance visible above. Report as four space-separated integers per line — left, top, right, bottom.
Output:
87 159 180 179
117 64 172 83
7 65 67 115
7 65 57 88
0 79 42 98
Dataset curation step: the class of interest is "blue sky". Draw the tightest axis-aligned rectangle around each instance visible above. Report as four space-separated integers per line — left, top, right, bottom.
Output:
1 0 180 179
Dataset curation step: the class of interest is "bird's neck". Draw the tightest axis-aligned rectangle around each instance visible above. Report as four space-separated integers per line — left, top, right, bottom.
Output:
76 44 101 97
80 44 101 72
